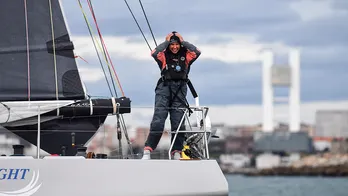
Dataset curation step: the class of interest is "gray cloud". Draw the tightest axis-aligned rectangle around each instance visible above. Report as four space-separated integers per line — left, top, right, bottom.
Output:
62 0 298 36
257 15 348 48
301 47 348 71
332 0 348 10
301 71 348 101
62 0 347 47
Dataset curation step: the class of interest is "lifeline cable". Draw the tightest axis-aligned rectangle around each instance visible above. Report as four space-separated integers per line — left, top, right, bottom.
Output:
124 0 153 51
138 0 157 47
77 0 115 97
87 0 125 97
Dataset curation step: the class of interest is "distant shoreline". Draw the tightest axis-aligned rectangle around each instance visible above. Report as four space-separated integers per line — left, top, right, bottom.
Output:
222 153 348 177
223 164 348 177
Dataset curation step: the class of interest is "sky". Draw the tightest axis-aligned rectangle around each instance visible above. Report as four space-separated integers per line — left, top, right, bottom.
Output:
59 0 348 126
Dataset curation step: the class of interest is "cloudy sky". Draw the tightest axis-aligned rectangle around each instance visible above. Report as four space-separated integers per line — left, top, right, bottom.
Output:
59 0 348 126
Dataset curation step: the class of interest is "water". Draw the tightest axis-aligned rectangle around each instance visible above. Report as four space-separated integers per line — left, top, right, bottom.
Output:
226 174 348 196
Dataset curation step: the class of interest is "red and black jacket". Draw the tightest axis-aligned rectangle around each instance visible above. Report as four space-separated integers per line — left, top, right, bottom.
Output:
151 40 201 80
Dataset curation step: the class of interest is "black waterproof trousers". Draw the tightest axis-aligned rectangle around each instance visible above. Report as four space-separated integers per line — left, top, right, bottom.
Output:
144 80 187 153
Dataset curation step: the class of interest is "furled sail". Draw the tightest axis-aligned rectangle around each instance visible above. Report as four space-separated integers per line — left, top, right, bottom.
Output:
0 0 85 101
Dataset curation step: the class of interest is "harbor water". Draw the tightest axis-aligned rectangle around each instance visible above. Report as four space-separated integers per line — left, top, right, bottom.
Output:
226 174 348 196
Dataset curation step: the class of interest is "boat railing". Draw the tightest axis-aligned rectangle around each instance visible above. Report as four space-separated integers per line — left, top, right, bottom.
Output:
168 105 211 160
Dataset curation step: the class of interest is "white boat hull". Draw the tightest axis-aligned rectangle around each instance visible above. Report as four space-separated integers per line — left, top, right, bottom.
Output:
0 156 228 196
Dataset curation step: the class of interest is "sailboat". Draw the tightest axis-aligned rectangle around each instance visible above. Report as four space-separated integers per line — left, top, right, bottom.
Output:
0 0 228 195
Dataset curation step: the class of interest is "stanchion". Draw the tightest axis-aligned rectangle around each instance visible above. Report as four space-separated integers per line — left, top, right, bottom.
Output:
37 105 41 159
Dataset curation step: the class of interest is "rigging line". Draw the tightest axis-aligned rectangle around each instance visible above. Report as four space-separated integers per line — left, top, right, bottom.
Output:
77 0 114 97
87 0 125 97
48 0 59 103
120 113 134 157
0 102 11 123
124 0 152 51
138 0 157 47
86 2 119 99
24 0 30 101
86 0 118 97
87 0 131 155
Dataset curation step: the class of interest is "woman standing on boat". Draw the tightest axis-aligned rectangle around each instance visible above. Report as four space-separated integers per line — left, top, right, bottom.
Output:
142 31 201 160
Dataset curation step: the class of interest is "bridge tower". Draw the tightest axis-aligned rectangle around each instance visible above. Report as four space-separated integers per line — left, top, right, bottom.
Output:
262 49 301 132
